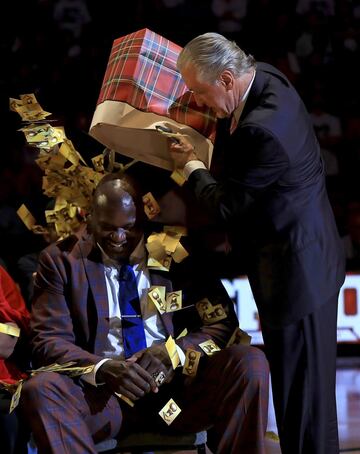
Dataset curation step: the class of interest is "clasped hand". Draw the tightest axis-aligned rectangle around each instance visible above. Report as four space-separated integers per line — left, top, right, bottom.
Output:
97 344 175 401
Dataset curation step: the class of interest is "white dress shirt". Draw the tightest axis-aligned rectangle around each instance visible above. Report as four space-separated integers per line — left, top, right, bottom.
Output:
83 237 184 385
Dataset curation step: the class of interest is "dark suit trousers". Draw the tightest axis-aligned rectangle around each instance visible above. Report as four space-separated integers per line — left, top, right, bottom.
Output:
20 344 269 454
0 391 29 454
261 294 339 454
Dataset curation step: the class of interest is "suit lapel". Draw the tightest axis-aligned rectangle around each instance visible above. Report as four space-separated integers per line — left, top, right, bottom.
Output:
79 239 109 355
149 270 174 338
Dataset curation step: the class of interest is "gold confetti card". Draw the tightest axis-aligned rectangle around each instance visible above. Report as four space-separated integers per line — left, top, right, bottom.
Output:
195 298 213 319
176 328 188 340
142 192 161 219
199 339 221 356
9 380 24 413
163 225 187 237
159 398 181 425
0 323 20 337
115 392 135 407
148 286 167 314
226 327 252 347
171 242 189 263
147 257 170 272
165 335 180 369
17 204 36 230
202 304 227 325
166 291 182 312
183 349 201 377
170 169 186 186
91 154 105 172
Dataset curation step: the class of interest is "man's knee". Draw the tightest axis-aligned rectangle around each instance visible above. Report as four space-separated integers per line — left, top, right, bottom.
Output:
21 372 70 406
225 344 269 387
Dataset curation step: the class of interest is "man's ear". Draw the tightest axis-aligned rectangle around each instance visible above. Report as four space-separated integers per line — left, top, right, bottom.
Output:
219 70 234 91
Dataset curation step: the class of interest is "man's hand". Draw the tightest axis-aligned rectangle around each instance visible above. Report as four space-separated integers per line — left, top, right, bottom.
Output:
135 343 175 386
0 323 19 359
169 136 199 169
96 359 156 401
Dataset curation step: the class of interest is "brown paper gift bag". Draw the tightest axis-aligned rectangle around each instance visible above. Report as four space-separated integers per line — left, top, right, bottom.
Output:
89 28 216 171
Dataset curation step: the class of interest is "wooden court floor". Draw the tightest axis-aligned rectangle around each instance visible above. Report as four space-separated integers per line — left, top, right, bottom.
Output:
176 361 360 454
265 364 360 454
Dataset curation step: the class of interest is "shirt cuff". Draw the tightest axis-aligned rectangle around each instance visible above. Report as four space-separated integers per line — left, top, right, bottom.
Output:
183 160 207 179
175 344 186 367
81 358 111 386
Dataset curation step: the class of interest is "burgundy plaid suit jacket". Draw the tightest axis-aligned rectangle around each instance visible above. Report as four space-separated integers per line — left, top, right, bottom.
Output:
30 235 238 368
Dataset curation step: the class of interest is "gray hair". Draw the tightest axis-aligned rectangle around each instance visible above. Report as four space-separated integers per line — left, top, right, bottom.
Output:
177 32 256 84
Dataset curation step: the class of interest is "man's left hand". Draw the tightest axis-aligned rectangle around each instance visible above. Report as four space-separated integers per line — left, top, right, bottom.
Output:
134 344 175 387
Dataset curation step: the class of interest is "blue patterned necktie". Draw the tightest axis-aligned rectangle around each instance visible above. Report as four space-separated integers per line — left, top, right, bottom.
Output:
118 264 147 358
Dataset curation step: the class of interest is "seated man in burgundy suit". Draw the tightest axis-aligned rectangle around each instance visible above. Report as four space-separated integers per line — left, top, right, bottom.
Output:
21 175 269 454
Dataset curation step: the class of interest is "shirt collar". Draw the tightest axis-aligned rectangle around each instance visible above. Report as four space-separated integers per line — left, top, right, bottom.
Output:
233 69 256 124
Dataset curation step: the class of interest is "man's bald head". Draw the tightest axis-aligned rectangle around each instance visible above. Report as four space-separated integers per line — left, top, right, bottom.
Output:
93 178 135 213
89 175 144 263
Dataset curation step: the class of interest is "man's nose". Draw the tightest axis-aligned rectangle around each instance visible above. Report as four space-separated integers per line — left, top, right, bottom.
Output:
110 229 126 243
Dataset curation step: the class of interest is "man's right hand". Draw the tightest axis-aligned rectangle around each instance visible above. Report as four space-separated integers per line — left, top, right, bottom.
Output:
96 359 157 401
169 137 198 169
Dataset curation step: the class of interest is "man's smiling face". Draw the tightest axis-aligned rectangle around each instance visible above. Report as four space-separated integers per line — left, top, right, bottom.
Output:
90 184 143 263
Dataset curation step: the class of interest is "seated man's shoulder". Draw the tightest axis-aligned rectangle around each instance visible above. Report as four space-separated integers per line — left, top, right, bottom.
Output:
56 234 81 252
41 234 91 260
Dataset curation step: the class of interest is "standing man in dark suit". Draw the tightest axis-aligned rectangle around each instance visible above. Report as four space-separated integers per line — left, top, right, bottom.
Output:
169 32 345 454
21 175 269 454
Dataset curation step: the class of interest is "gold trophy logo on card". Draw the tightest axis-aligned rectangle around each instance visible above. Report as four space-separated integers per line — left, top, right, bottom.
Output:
195 298 213 318
196 299 227 325
199 339 221 356
159 398 181 425
166 291 182 312
183 349 201 377
148 286 167 314
202 304 227 325
142 192 161 219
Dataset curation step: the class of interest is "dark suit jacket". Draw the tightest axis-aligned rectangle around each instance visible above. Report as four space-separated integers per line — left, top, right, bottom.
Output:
188 62 345 328
30 235 238 368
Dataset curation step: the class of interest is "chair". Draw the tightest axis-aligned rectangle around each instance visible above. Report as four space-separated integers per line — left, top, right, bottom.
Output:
95 430 207 453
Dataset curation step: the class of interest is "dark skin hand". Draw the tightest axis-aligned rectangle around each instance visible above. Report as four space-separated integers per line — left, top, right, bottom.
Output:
135 343 175 385
96 343 175 401
96 359 156 401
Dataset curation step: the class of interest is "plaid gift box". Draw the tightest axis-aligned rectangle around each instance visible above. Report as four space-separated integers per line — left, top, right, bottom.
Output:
89 28 216 170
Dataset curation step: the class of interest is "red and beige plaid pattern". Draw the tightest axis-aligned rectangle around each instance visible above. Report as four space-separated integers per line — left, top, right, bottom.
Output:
97 28 216 139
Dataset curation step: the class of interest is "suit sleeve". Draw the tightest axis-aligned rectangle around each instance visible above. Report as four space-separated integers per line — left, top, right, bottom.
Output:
30 248 102 368
187 124 289 223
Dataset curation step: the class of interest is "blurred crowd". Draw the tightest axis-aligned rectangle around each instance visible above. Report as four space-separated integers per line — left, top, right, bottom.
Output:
1 0 360 305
